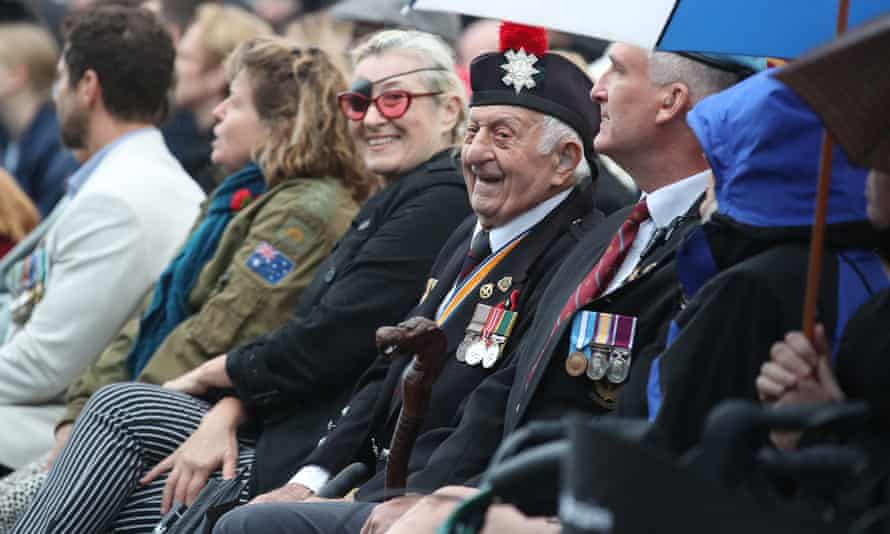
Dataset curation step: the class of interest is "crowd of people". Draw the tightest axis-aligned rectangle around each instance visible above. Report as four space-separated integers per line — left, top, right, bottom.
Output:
0 0 887 533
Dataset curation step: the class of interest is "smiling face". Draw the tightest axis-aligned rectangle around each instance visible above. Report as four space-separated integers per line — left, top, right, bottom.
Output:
462 105 573 229
348 51 454 179
590 43 662 164
210 70 267 172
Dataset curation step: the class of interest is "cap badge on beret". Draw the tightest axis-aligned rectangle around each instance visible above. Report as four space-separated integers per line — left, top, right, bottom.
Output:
501 49 540 94
498 23 549 95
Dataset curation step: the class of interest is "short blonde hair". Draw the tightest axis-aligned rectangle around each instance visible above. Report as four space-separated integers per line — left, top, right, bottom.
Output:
0 23 58 96
226 37 376 201
192 4 273 69
351 29 467 144
0 169 39 243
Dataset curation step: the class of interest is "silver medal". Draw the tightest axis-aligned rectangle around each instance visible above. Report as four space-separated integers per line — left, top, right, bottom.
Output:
607 349 631 384
465 340 487 366
587 348 610 381
455 334 474 362
482 342 501 368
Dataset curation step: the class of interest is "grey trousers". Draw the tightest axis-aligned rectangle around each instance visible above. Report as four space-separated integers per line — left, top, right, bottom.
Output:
213 501 376 534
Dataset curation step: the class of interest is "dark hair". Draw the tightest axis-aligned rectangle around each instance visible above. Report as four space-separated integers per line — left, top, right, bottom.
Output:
62 6 175 123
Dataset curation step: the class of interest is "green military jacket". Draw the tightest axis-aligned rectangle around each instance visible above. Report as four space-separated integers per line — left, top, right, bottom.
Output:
60 176 359 426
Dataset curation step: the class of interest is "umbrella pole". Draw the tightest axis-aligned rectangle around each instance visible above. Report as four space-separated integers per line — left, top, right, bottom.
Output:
801 0 849 342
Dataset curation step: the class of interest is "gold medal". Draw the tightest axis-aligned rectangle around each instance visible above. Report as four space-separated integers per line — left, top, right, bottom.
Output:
565 351 588 376
479 283 494 299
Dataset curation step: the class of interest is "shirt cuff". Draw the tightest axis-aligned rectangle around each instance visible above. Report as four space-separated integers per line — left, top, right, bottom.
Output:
289 464 331 493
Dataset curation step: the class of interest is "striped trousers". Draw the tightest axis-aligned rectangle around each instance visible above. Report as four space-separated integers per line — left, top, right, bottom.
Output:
12 383 256 534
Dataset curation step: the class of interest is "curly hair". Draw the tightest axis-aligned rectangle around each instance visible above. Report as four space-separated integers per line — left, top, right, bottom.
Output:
226 36 376 202
62 5 175 123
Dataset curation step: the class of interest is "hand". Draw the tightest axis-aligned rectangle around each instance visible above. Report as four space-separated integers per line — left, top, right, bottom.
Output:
140 397 246 514
757 325 830 402
360 495 422 534
45 423 73 469
757 325 845 449
164 354 233 396
249 483 314 504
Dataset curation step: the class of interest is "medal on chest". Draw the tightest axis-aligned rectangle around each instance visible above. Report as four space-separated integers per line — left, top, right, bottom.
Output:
565 311 638 385
457 303 518 368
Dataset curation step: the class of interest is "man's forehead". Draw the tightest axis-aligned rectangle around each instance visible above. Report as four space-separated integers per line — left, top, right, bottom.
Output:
468 105 539 125
606 42 648 65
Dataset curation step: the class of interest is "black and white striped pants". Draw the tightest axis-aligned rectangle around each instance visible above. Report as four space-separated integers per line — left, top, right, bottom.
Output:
12 383 256 534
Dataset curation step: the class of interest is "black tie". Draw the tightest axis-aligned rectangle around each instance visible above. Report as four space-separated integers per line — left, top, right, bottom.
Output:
457 230 491 283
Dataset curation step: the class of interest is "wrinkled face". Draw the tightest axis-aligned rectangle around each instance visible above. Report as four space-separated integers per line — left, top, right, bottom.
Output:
462 105 566 229
174 23 214 110
53 56 88 150
210 70 267 172
590 43 661 163
348 52 452 179
867 169 890 229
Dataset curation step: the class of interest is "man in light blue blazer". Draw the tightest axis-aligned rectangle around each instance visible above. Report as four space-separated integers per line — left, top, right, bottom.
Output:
0 5 205 471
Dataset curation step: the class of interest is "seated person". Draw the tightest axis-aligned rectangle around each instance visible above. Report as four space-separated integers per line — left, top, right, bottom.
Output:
163 3 272 192
0 35 369 529
11 28 473 534
0 5 205 472
0 19 79 216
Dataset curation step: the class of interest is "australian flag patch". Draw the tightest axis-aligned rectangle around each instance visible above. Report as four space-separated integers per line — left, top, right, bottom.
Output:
246 241 294 284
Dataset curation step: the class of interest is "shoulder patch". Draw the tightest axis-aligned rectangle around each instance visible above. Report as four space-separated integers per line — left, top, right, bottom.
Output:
246 241 294 284
275 216 316 256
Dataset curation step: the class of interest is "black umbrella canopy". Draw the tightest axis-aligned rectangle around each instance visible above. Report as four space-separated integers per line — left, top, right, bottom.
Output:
777 13 890 173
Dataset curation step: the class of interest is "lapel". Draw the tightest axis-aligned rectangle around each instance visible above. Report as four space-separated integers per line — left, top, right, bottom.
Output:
514 204 702 428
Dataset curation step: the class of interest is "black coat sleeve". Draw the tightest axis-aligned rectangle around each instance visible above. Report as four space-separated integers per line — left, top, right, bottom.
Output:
226 184 471 415
648 270 784 455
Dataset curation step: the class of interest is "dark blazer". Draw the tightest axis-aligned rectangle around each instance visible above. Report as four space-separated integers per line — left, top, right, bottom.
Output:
223 151 473 494
3 103 78 215
296 184 601 499
405 201 703 491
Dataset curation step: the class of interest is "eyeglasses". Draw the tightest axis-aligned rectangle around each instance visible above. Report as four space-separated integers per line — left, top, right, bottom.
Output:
337 89 443 121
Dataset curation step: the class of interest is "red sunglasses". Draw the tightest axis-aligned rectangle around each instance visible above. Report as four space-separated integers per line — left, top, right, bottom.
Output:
337 89 443 121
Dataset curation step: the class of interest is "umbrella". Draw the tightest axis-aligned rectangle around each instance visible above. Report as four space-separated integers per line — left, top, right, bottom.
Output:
410 0 890 58
411 0 889 341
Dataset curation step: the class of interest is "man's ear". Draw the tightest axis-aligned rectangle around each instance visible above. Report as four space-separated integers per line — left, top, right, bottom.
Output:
655 82 691 125
551 139 582 186
79 69 101 108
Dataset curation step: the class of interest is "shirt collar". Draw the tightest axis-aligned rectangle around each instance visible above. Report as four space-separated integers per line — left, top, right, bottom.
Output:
66 127 154 197
643 169 710 228
473 188 573 252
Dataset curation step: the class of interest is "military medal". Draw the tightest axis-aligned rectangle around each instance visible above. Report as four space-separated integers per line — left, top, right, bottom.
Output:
456 304 490 362
587 312 617 381
497 276 512 293
469 304 518 368
465 340 487 366
607 315 637 384
479 283 494 299
566 310 595 377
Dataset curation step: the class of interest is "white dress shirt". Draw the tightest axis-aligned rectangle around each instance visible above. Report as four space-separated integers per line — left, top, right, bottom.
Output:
603 170 710 295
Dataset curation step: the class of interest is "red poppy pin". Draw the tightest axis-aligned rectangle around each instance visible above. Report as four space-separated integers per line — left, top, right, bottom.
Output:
230 188 254 211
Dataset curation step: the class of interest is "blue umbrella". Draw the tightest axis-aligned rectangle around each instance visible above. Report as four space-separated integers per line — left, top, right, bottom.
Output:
410 0 890 59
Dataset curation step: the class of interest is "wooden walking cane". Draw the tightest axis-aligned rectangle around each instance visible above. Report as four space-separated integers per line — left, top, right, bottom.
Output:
802 0 850 342
375 317 448 492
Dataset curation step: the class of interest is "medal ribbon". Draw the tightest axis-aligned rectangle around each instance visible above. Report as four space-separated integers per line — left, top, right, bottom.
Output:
496 309 517 338
437 233 526 326
481 305 504 347
593 312 617 347
613 315 637 350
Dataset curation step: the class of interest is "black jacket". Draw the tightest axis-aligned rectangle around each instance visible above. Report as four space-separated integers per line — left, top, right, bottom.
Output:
403 201 703 490
298 184 601 499
224 151 472 494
